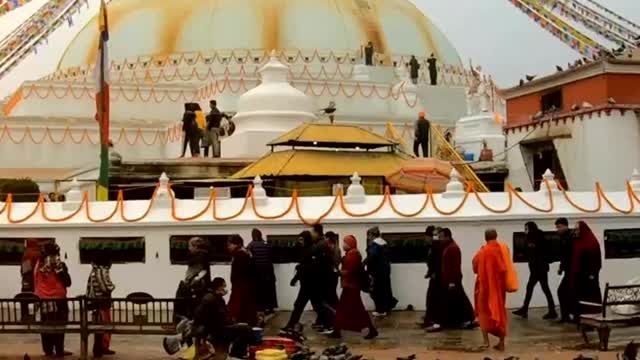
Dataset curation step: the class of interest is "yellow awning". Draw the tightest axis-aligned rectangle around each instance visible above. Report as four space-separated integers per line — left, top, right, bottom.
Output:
231 149 410 179
267 123 398 149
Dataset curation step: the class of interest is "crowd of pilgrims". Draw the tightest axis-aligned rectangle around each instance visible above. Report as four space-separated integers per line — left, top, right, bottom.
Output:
19 217 605 358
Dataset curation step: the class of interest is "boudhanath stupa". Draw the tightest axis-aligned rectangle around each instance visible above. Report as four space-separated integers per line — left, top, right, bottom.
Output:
2 0 638 195
0 0 498 195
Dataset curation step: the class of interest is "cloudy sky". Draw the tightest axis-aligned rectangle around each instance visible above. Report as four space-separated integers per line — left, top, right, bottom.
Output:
1 0 639 87
413 0 640 86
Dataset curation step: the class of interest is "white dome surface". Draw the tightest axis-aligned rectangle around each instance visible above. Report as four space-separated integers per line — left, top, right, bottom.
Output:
57 0 462 69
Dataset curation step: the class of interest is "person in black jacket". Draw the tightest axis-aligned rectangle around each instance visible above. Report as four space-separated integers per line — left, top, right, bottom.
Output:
409 55 420 85
413 112 431 158
283 228 334 332
365 227 398 317
247 228 277 315
364 41 374 66
513 222 557 320
555 217 576 322
193 277 254 359
427 53 438 85
204 100 230 158
180 104 200 157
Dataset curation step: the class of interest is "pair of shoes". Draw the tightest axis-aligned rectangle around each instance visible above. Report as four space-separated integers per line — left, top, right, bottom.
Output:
364 328 379 340
543 311 558 320
512 308 528 319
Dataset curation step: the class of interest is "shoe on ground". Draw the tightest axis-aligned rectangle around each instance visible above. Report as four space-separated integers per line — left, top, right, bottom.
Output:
320 328 334 335
327 331 342 339
372 311 387 317
462 320 478 329
512 308 528 319
543 312 558 320
425 324 442 333
364 328 379 340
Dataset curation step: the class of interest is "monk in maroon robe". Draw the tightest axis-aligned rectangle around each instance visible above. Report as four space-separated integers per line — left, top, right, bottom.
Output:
227 235 258 326
426 228 475 332
330 235 378 340
570 221 602 318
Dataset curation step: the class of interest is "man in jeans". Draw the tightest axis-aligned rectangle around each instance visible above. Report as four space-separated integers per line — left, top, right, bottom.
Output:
205 100 230 158
413 112 431 157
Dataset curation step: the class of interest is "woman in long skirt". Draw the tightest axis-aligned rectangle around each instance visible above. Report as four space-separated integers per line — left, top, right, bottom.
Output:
330 235 378 339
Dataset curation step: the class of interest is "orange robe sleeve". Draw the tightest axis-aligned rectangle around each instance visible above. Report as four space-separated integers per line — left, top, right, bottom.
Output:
473 241 508 337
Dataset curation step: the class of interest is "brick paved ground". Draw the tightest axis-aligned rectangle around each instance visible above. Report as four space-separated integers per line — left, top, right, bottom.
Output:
0 309 636 360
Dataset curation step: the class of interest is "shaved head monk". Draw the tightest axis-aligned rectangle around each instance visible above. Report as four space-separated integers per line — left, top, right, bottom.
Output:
473 228 508 351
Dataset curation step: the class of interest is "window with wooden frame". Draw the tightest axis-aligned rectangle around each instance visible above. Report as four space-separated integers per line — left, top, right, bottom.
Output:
79 237 145 264
0 238 55 265
169 234 236 265
381 232 429 264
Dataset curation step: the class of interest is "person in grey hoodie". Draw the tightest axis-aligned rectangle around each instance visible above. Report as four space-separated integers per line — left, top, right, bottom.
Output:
364 227 398 316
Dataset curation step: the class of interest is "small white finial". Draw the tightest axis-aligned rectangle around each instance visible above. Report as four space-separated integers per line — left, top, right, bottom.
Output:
252 176 268 205
154 172 174 208
538 169 559 193
444 168 465 196
346 172 366 203
63 178 82 210
630 169 640 193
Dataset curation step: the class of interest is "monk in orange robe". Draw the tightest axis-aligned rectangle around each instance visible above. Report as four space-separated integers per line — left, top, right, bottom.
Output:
473 228 507 351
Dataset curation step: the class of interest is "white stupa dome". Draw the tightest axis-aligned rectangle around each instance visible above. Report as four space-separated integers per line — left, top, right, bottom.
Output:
234 51 317 129
57 0 462 69
220 52 316 158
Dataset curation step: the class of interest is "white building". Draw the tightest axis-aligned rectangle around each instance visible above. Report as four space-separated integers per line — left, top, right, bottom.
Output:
0 170 639 310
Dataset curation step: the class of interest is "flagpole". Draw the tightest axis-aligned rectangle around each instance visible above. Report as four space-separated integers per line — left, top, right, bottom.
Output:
96 0 110 201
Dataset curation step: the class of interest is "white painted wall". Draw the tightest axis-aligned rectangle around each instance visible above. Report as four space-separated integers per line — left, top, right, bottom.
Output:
506 110 640 191
1 185 639 310
0 119 178 169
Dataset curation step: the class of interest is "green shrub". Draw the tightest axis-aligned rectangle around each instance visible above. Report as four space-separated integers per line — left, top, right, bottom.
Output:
0 178 40 202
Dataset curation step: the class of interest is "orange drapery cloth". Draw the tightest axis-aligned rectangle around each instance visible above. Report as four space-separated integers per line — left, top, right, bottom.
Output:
473 240 508 337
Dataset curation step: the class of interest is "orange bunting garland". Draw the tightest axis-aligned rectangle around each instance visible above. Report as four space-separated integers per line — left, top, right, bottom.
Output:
2 180 640 225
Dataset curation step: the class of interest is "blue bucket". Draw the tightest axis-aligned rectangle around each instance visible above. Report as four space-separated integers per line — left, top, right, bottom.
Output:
252 327 264 344
463 153 474 161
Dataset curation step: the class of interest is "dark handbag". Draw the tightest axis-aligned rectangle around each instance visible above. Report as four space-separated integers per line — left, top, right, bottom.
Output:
357 265 371 293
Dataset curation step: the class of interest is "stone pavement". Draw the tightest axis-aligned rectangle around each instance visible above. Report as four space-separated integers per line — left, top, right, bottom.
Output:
0 309 637 360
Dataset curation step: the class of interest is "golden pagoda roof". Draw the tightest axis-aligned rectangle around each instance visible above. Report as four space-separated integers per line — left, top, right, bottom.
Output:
231 149 410 179
267 123 398 149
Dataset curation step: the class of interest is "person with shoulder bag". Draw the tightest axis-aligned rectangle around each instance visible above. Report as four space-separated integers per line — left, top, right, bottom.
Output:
86 251 116 358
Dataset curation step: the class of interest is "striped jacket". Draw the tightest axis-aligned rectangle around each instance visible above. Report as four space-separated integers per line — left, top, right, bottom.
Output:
86 265 115 298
